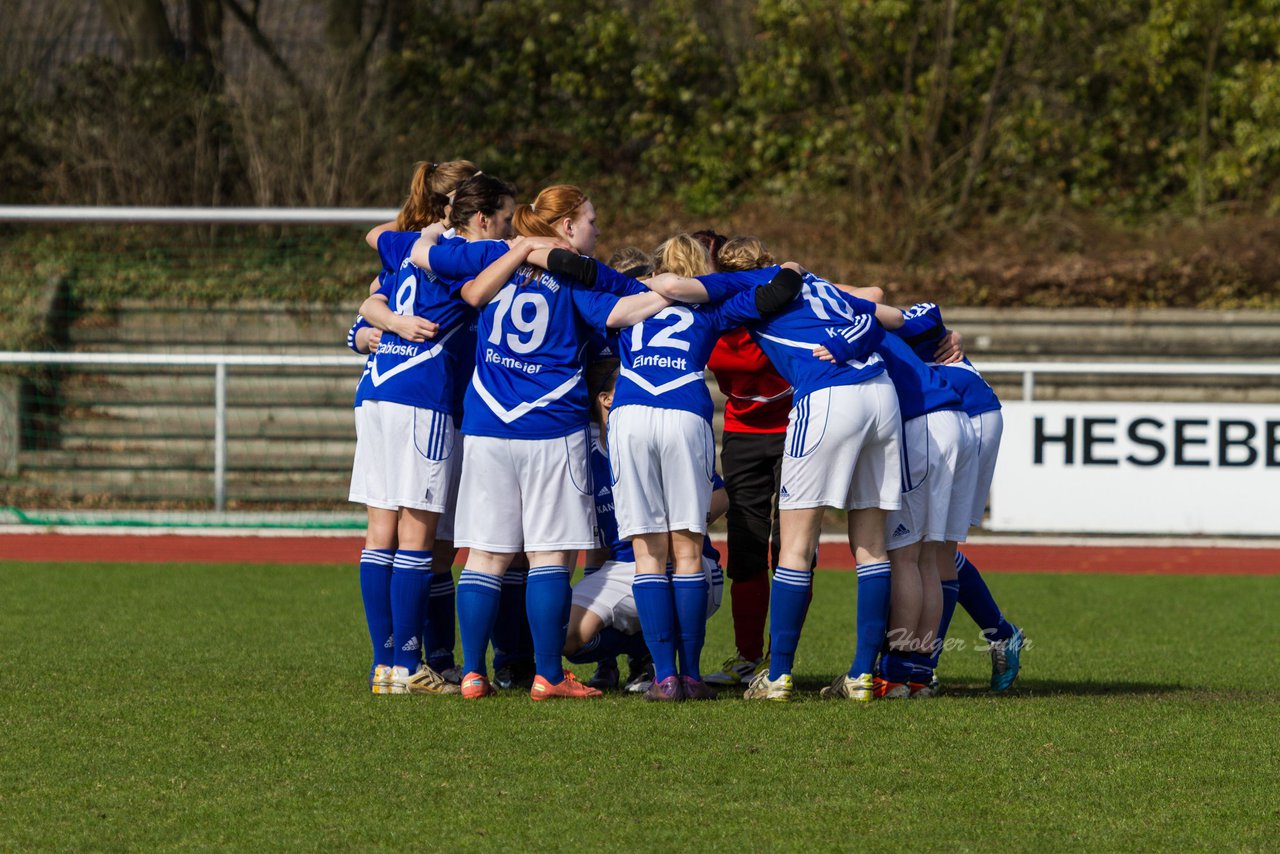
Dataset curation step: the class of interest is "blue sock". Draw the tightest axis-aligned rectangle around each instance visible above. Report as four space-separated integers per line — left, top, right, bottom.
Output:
358 548 395 668
882 651 913 683
492 567 529 672
566 627 647 665
457 569 502 677
769 566 813 679
910 651 934 684
633 573 678 682
390 550 432 671
425 571 456 672
928 579 961 670
672 574 709 679
525 566 571 683
582 565 602 577
850 561 891 677
956 552 1013 643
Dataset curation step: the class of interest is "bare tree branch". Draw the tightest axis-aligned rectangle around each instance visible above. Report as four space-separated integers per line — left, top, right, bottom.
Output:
222 0 307 94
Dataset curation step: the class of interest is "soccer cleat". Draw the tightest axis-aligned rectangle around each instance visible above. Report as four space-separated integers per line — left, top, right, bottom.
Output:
819 672 873 702
704 654 764 687
624 660 655 694
908 681 936 699
742 670 793 702
460 671 496 699
530 671 604 701
990 624 1025 692
873 677 910 699
391 664 461 695
644 675 684 701
587 658 620 691
680 676 716 700
371 664 394 695
438 665 463 686
493 658 536 691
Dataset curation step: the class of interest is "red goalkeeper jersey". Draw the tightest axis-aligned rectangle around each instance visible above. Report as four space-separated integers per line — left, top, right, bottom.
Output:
707 327 792 434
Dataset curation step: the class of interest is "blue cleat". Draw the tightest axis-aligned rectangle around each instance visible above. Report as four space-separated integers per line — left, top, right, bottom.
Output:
990 625 1024 692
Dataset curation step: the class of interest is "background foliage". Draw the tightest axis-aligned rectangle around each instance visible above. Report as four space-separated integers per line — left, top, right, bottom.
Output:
3 0 1280 302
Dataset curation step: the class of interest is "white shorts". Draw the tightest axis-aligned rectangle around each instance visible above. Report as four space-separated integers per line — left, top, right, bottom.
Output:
348 400 460 515
571 556 724 634
778 376 902 511
608 405 715 538
453 430 596 553
968 409 1004 526
885 409 975 549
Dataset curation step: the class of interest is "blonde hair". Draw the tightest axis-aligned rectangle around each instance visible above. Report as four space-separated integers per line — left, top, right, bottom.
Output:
718 236 775 271
513 184 589 238
396 160 480 231
607 246 655 275
653 233 712 277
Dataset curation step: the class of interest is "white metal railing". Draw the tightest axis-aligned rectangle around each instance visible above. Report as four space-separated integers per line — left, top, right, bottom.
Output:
0 352 364 512
972 360 1280 402
2 353 1278 511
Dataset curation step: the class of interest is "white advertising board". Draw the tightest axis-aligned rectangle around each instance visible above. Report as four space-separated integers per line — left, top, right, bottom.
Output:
989 401 1280 535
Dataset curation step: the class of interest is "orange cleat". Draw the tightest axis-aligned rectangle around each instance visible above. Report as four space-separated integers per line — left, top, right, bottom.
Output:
460 671 496 699
529 670 603 701
873 676 910 699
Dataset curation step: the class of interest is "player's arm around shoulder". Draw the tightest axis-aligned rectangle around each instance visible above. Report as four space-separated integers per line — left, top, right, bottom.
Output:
357 290 439 344
605 289 672 329
459 236 567 307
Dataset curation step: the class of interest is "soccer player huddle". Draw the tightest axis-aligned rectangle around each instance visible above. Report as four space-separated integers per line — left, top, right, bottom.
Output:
346 161 1025 702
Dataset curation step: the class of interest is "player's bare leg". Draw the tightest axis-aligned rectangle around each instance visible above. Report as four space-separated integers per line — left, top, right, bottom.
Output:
882 540 923 698
563 605 605 656
365 506 397 550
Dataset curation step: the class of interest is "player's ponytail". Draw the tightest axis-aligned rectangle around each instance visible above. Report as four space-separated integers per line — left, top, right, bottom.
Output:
514 185 589 240
398 160 481 231
718 236 775 271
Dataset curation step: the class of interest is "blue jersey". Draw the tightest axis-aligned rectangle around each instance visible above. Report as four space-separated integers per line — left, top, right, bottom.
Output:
348 313 375 408
590 427 724 564
613 290 761 422
362 232 474 414
703 269 886 400
895 302 1000 417
876 333 962 421
430 239 622 439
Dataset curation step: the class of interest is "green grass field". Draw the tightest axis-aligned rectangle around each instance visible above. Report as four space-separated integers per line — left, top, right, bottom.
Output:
1 562 1276 851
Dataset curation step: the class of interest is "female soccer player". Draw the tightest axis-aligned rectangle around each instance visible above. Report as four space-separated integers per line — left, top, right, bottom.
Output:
562 358 728 699
825 328 975 699
702 235 797 686
513 233 803 698
353 161 483 690
892 302 1024 691
606 234 803 699
424 184 672 700
661 238 902 702
348 172 507 696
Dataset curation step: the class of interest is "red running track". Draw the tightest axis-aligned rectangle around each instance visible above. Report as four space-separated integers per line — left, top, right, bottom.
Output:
2 534 1279 575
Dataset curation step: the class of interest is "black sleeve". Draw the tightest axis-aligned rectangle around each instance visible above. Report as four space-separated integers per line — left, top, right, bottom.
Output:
754 267 803 316
545 249 599 288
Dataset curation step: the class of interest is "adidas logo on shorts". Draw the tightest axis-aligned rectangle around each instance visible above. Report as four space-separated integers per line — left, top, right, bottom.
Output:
779 486 790 498
597 486 610 497
892 523 911 538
